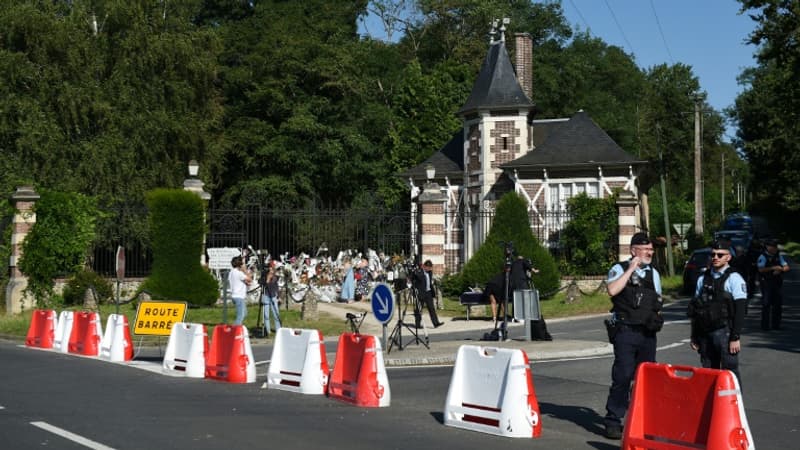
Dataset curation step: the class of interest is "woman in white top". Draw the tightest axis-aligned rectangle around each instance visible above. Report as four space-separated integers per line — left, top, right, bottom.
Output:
228 256 252 325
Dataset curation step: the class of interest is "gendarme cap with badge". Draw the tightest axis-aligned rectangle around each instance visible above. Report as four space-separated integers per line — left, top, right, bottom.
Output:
710 240 732 251
630 232 651 246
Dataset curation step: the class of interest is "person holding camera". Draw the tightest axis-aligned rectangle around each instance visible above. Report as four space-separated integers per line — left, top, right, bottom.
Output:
602 232 663 440
228 255 253 326
260 264 282 336
412 260 444 329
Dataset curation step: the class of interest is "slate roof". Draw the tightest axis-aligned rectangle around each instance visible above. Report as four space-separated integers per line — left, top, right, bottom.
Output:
400 130 464 182
503 111 646 169
457 41 533 116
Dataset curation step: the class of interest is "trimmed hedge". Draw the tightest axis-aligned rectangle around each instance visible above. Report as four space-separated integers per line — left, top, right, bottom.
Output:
460 192 560 297
140 189 218 306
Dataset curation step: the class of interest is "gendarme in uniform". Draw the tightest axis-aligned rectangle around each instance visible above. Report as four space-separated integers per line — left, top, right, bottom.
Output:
602 232 663 440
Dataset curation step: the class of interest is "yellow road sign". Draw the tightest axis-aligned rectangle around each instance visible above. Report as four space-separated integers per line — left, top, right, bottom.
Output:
133 301 188 336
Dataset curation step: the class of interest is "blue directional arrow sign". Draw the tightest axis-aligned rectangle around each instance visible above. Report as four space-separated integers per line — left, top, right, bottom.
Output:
370 283 395 325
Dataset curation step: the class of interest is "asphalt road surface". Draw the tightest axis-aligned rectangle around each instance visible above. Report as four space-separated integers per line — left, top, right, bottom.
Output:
2 270 797 449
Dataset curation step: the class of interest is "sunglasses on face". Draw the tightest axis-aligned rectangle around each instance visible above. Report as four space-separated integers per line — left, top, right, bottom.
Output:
711 252 730 258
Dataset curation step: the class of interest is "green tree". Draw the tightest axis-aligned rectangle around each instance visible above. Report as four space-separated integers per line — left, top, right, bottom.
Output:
460 192 559 296
733 0 800 223
560 194 617 275
18 190 101 303
0 0 224 214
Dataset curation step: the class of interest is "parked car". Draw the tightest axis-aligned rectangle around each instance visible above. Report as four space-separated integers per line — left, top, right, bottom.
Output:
682 247 711 295
723 214 754 237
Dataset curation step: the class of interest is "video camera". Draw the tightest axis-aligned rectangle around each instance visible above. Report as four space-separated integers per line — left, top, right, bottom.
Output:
400 259 420 276
499 240 515 258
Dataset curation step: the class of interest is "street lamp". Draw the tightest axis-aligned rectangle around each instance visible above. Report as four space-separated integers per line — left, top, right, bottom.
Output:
188 159 200 177
425 164 435 183
184 160 210 201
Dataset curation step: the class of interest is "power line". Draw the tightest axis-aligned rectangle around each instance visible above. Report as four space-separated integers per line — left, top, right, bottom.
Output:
649 0 675 64
567 0 591 31
602 0 636 55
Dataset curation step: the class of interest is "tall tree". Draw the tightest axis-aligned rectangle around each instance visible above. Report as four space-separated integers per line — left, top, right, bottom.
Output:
0 0 224 209
733 0 800 215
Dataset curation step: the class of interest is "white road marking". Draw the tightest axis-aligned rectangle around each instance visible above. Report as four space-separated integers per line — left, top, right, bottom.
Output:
31 421 116 450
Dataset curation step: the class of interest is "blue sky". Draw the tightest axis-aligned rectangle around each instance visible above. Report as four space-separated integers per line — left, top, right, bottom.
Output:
559 0 758 142
359 1 759 143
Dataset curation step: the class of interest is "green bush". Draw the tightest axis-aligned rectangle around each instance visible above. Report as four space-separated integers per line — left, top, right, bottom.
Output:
18 190 101 304
560 193 618 275
460 192 560 297
140 189 218 306
439 272 465 296
62 269 113 305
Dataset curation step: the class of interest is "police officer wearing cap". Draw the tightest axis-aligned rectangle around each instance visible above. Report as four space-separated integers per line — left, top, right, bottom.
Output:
757 239 790 330
688 240 747 385
602 232 663 440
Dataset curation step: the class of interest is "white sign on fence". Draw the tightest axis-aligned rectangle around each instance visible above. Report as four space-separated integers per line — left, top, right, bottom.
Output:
206 247 241 270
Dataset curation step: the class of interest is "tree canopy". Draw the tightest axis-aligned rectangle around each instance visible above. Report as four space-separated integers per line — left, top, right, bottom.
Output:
0 0 747 242
732 0 800 227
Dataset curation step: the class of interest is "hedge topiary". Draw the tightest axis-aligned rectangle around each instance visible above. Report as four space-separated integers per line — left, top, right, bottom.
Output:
460 192 560 297
140 189 218 306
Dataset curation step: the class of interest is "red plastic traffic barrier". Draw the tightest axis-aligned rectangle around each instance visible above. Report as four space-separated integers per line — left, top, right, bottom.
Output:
205 324 254 383
68 311 103 356
623 362 753 450
328 332 390 407
25 309 57 349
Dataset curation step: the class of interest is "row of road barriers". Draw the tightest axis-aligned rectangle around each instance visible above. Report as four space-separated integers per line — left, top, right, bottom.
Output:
26 309 132 362
25 310 755 445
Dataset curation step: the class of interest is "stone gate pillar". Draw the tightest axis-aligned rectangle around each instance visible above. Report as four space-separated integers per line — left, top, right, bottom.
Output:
616 190 640 261
6 186 40 314
418 183 447 275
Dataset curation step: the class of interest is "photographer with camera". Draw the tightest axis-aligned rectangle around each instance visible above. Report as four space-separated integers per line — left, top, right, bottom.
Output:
412 260 444 329
228 255 253 326
260 264 282 337
602 232 663 440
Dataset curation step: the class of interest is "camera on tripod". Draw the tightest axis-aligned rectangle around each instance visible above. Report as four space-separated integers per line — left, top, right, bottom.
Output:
499 240 515 260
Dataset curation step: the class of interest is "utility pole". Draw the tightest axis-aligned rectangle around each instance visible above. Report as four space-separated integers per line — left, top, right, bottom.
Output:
693 98 704 238
721 153 725 218
657 127 674 276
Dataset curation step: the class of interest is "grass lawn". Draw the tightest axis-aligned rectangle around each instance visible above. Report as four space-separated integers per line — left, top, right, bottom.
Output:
0 274 685 339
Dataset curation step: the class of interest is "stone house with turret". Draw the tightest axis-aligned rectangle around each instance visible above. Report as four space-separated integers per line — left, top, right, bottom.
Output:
404 28 652 275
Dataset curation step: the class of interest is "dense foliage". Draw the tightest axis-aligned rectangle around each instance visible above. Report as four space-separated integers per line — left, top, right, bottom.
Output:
560 194 618 275
62 269 114 306
0 1 739 223
732 0 800 238
460 193 559 297
139 189 218 306
17 190 100 303
0 0 766 297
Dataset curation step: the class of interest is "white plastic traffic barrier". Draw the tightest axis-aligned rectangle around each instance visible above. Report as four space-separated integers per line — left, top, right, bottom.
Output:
444 345 542 438
267 328 330 394
163 322 208 378
52 311 74 353
99 314 133 362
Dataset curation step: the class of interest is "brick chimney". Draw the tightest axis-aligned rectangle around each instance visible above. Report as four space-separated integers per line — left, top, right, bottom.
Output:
514 33 533 101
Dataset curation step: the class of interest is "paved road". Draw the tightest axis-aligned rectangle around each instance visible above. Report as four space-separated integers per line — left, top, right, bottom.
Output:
2 264 797 449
